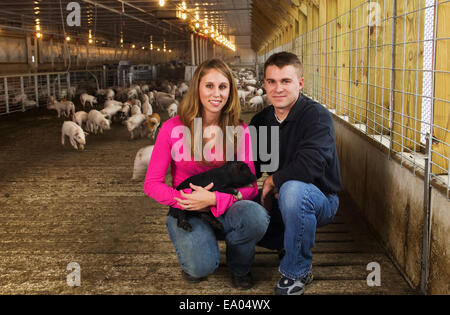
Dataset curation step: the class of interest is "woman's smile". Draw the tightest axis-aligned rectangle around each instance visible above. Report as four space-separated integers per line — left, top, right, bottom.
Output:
209 99 223 106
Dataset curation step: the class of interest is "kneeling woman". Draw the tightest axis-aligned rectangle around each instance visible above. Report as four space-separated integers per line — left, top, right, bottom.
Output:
144 59 269 290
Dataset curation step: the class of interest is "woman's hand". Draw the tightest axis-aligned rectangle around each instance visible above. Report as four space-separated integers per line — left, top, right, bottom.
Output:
174 182 216 212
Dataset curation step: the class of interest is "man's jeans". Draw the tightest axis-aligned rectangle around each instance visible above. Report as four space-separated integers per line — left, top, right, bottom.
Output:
257 180 339 280
166 200 269 278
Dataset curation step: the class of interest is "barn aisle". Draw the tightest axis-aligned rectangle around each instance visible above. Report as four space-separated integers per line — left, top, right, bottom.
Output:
0 109 414 294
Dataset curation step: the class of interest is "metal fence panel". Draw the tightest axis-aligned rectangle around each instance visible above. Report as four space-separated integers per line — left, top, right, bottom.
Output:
257 0 449 198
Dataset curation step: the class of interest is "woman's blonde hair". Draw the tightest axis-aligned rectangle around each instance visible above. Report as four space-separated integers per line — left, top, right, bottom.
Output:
179 58 242 164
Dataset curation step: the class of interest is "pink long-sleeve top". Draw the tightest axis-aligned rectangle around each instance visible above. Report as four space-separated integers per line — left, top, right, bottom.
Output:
144 116 258 217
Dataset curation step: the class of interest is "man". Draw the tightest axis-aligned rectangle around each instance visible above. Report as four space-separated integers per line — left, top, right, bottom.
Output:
250 52 343 295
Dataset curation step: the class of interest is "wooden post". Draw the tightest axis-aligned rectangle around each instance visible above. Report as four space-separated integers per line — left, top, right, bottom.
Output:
432 1 450 174
392 0 424 151
376 0 396 136
26 35 33 72
336 0 351 116
319 0 327 105
34 75 38 107
349 0 369 125
4 78 9 113
327 0 337 109
63 41 67 68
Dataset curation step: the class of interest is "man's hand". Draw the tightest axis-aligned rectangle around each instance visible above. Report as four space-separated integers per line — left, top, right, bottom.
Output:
174 182 216 212
261 175 277 212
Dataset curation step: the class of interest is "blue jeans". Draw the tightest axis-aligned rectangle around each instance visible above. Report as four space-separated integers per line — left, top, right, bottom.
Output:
257 180 339 280
166 200 269 278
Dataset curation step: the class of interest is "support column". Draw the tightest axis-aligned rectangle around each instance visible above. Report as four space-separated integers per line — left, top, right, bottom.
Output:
50 38 55 70
191 33 195 65
199 37 203 63
195 35 200 66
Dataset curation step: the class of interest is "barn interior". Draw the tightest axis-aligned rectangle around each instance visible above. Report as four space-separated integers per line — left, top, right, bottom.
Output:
0 0 448 295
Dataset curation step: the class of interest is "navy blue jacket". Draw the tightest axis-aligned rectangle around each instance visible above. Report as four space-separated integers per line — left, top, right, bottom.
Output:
249 94 343 194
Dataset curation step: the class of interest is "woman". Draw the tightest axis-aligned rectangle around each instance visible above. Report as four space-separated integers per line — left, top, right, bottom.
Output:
144 59 269 290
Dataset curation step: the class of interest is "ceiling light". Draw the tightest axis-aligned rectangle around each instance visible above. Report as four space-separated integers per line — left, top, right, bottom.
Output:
159 0 165 6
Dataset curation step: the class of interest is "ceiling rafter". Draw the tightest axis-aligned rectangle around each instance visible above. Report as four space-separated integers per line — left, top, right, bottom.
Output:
0 0 258 56
262 0 291 25
252 1 286 30
82 0 186 39
279 0 299 21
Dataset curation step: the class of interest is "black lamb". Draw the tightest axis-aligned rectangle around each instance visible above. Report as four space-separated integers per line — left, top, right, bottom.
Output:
168 161 257 232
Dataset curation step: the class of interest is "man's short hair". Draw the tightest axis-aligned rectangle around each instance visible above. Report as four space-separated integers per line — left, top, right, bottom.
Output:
264 52 303 78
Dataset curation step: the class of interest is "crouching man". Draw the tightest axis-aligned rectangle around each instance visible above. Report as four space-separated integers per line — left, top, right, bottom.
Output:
250 52 343 295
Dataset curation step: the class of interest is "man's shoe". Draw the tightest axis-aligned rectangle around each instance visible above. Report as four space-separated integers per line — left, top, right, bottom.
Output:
274 271 313 295
232 272 253 290
182 270 207 284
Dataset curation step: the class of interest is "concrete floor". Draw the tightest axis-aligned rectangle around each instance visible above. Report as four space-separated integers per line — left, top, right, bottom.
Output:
0 107 415 294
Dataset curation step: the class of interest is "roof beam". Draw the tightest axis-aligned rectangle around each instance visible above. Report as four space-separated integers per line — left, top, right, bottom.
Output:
263 0 291 25
253 1 287 29
279 0 299 20
81 0 187 39
251 5 279 32
118 0 187 34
